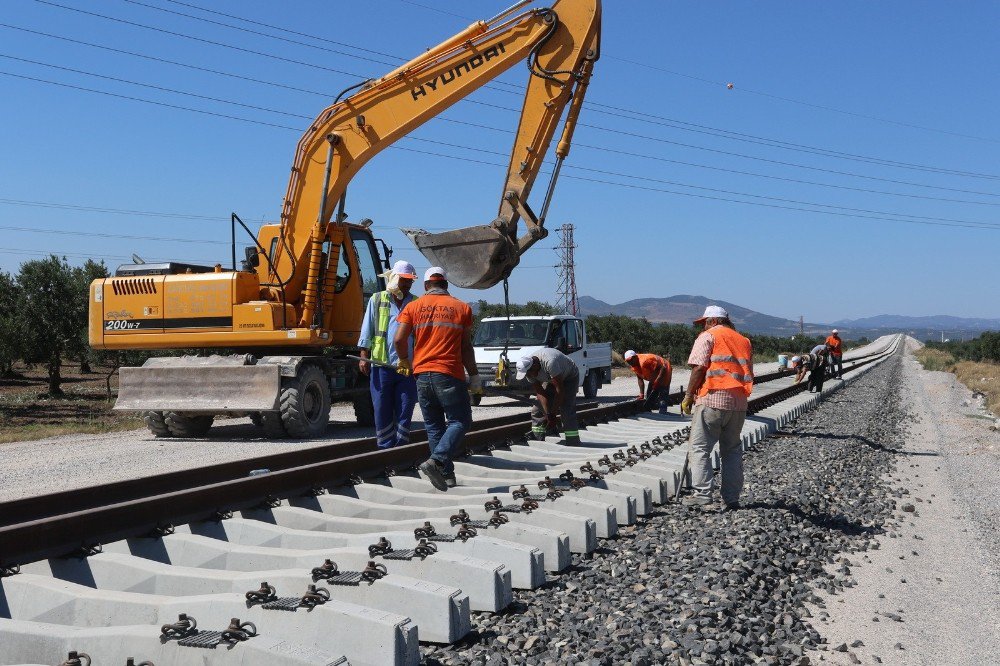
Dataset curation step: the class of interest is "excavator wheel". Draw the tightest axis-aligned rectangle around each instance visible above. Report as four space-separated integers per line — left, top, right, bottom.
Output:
163 412 215 438
259 411 288 439
278 365 331 438
143 411 172 438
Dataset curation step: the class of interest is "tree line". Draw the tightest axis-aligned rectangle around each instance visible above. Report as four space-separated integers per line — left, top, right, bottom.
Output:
924 332 1000 363
0 255 114 394
473 301 850 365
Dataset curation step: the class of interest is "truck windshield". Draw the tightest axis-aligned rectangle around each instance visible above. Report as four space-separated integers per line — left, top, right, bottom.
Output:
474 319 551 347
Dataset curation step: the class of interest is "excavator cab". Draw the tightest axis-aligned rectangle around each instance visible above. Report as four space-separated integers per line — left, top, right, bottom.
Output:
403 223 521 289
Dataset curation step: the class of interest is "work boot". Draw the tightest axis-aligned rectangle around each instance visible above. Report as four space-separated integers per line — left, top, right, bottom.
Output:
564 434 581 446
444 473 457 488
419 459 448 492
722 501 741 512
681 494 712 507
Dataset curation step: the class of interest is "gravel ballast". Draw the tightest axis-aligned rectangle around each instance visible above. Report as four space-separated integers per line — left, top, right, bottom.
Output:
423 347 933 665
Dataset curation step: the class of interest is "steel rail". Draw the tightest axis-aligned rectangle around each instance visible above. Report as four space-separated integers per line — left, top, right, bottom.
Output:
0 343 894 569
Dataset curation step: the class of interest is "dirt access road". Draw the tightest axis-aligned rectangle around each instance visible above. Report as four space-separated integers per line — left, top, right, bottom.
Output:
810 338 1000 666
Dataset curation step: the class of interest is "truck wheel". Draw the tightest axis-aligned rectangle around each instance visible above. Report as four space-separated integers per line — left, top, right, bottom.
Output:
163 412 214 438
143 411 172 437
582 371 599 398
280 365 331 438
471 394 482 407
352 391 375 427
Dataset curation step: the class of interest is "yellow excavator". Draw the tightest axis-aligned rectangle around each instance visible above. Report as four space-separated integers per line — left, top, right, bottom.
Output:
89 0 601 438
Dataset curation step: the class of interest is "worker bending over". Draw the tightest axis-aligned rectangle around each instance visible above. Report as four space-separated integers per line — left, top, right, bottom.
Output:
807 343 830 393
825 329 844 379
624 350 672 414
518 348 581 445
357 260 418 449
680 305 754 510
394 267 481 490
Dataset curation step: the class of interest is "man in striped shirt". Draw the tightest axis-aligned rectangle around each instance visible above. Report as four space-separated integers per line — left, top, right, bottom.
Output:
680 305 754 510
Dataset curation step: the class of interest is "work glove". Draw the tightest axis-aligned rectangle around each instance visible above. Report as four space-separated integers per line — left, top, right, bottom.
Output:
680 395 694 416
469 375 484 395
396 358 412 377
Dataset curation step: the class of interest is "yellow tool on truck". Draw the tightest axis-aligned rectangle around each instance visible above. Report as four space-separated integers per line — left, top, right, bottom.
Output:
89 0 601 439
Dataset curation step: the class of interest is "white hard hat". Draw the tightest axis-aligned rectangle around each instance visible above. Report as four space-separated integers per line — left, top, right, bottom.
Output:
694 305 729 324
391 260 416 278
624 350 637 361
832 329 839 334
515 355 535 380
423 266 448 282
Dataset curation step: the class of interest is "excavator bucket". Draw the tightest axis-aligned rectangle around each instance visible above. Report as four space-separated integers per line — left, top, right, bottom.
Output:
114 355 281 413
403 225 520 289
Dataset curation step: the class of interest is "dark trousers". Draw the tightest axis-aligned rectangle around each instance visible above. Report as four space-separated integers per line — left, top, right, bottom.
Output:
529 369 580 443
830 354 843 379
416 372 471 475
808 363 826 392
643 384 670 413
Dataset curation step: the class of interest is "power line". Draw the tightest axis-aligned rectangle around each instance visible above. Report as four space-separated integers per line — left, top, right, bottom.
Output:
0 197 235 221
382 0 999 144
0 224 230 245
31 0 361 77
603 55 1000 145
30 0 1000 180
121 0 400 68
9 18 1000 189
0 247 223 263
6 69 1000 234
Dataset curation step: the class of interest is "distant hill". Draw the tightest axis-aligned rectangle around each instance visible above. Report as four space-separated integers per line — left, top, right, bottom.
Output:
831 314 1000 342
833 314 1000 331
578 294 824 337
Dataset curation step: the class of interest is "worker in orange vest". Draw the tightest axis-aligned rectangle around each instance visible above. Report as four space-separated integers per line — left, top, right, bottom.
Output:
624 350 672 413
825 329 844 379
680 305 754 511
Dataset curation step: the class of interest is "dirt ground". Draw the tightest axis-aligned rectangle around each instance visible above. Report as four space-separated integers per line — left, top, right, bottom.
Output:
0 363 142 443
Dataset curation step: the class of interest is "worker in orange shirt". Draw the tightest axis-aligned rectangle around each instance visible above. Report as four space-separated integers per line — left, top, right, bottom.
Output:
624 350 672 413
825 329 844 379
394 267 481 491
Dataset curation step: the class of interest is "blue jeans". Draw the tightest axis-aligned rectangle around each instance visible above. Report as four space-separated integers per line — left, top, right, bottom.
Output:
416 372 471 475
370 367 417 449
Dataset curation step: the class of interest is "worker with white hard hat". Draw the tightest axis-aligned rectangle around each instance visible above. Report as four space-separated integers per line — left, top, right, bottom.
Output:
517 347 581 445
394 266 480 490
825 329 844 380
680 305 754 510
357 259 419 449
624 349 673 413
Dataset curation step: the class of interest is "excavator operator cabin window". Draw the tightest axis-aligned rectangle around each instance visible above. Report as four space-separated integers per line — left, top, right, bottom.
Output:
334 243 351 293
349 229 384 304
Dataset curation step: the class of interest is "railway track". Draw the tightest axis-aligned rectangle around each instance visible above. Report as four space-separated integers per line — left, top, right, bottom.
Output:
0 336 900 666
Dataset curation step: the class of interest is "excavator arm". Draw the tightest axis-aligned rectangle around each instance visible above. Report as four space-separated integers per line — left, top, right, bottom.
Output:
271 0 600 296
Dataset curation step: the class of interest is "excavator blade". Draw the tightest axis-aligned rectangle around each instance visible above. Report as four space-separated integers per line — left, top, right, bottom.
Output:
403 225 520 289
114 356 281 413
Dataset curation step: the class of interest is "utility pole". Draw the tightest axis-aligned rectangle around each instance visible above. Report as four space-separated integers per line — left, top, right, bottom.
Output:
799 315 804 336
555 223 579 316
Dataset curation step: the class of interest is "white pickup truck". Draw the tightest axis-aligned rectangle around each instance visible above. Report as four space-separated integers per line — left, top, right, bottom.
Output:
472 315 613 404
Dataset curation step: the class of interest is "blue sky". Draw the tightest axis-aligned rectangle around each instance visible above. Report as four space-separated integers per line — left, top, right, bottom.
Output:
1 0 998 324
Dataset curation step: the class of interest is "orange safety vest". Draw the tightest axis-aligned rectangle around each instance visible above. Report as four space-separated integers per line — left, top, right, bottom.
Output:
631 353 671 388
698 325 754 398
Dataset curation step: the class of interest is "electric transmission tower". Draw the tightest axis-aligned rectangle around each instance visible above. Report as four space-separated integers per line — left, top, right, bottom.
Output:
555 223 579 316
